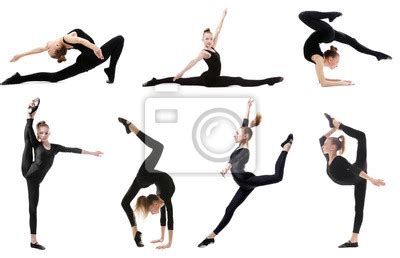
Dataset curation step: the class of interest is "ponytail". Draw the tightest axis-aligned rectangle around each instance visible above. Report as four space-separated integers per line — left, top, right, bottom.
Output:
338 135 345 155
134 194 161 219
331 135 345 155
250 112 262 128
323 45 339 59
57 55 66 63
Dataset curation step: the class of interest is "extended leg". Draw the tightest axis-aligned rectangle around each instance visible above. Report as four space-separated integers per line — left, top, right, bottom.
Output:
143 76 206 86
213 187 253 235
6 63 86 84
214 76 283 87
334 30 391 60
136 131 164 171
339 123 367 169
238 151 288 188
298 11 340 31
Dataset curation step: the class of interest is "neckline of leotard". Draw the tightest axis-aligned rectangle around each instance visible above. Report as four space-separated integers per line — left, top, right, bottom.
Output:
328 155 341 166
41 143 52 151
204 47 217 54
62 36 74 47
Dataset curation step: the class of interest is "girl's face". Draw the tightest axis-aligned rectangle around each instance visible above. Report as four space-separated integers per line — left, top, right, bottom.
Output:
202 32 214 48
149 200 164 215
325 55 340 69
37 125 50 142
322 138 336 154
234 128 247 144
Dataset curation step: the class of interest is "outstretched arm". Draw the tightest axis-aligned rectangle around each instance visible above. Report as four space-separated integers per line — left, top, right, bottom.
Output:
313 56 353 87
63 35 104 59
81 150 103 156
10 46 48 62
359 171 385 186
212 9 228 48
173 51 207 81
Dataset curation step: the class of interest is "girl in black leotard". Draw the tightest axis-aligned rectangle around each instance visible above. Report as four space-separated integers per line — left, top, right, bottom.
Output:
197 99 293 247
320 114 385 248
143 9 283 87
299 11 391 87
118 118 175 249
22 98 103 250
2 29 124 85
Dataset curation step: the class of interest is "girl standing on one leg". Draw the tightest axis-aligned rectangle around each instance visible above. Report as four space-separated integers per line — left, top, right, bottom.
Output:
21 98 103 250
198 99 293 247
320 113 385 247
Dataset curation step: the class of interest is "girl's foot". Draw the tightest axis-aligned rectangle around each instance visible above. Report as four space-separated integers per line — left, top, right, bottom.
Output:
1 72 21 85
266 76 284 86
197 237 215 248
104 67 115 84
281 134 294 148
30 242 46 250
328 12 342 22
324 113 334 128
134 231 144 247
118 117 131 134
338 241 358 248
376 52 392 61
28 98 40 115
142 77 157 87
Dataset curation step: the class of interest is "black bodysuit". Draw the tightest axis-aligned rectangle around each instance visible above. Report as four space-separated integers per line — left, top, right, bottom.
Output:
22 119 82 234
143 48 283 87
3 29 124 84
121 131 175 230
212 119 289 235
319 123 367 233
299 11 390 63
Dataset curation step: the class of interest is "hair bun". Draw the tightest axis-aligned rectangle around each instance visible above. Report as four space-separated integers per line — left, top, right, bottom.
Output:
203 28 211 33
57 55 66 63
330 45 338 52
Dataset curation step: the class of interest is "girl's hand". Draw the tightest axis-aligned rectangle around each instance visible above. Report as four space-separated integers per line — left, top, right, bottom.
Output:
332 119 341 129
156 243 172 249
173 72 184 81
370 178 385 187
223 8 228 17
151 238 164 244
247 98 254 108
93 47 104 60
10 54 21 62
341 80 353 86
92 151 104 157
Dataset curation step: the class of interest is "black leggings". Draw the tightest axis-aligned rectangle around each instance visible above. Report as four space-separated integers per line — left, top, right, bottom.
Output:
213 151 288 235
22 121 40 234
121 132 175 230
299 11 387 60
15 35 124 83
149 75 283 87
340 123 367 234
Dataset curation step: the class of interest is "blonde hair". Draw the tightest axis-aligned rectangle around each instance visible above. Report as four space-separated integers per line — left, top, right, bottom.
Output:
135 194 163 218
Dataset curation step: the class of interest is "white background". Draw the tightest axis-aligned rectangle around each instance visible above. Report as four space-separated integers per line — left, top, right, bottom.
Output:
0 0 399 257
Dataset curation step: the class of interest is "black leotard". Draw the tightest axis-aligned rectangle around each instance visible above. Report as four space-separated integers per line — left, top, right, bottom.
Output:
121 131 175 230
2 29 124 84
299 11 391 63
319 123 367 233
22 119 82 234
143 48 283 87
63 29 95 53
212 118 289 235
